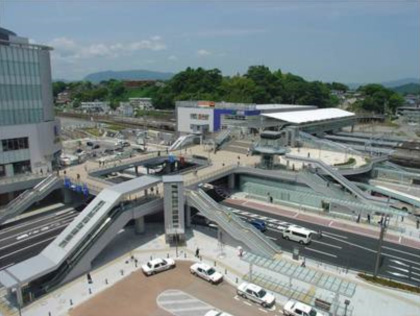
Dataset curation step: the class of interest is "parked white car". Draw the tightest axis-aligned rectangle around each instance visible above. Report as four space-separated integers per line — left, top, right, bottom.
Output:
236 282 275 308
190 263 224 284
283 300 329 316
141 258 176 276
204 310 233 316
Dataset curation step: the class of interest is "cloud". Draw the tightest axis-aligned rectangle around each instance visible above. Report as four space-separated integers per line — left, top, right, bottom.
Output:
197 49 211 56
49 36 166 61
168 55 178 61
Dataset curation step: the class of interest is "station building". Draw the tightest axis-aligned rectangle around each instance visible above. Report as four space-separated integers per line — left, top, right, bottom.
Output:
0 28 61 205
175 100 356 146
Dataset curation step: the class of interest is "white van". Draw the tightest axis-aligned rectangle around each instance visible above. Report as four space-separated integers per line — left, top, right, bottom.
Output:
282 225 313 245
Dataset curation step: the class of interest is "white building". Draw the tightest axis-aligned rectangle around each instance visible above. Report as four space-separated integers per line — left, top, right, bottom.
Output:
129 97 153 110
117 102 134 117
80 101 110 113
0 27 62 205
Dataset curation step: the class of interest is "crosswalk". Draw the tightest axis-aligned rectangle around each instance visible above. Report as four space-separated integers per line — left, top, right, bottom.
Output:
228 208 291 230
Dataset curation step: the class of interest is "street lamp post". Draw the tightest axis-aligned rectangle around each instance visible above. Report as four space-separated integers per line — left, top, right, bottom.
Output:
374 222 386 278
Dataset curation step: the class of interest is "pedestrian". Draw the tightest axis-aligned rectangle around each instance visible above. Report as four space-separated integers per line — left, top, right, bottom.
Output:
301 258 306 268
367 214 371 223
417 219 419 229
356 214 361 223
195 247 200 258
378 215 384 225
319 230 322 239
40 168 43 175
77 173 80 180
64 170 67 176
269 196 273 203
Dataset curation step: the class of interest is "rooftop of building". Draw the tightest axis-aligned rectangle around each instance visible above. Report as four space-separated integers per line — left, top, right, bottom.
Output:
175 101 317 112
262 108 355 124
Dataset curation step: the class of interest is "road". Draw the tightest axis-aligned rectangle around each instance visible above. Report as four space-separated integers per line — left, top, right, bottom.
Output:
70 261 281 316
223 201 420 287
0 205 79 270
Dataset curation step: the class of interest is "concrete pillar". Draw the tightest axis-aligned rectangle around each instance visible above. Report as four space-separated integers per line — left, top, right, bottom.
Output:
135 166 139 176
135 217 145 234
185 205 191 228
63 188 73 204
16 286 23 306
228 174 235 190
5 164 13 177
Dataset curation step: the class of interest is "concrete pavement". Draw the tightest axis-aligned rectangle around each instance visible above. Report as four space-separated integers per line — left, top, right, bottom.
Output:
10 223 420 316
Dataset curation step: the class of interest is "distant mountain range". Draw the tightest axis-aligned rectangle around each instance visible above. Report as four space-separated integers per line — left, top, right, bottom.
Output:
83 70 174 83
391 83 420 95
347 78 420 90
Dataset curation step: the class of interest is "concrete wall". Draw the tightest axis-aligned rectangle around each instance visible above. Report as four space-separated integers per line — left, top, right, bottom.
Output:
177 107 214 133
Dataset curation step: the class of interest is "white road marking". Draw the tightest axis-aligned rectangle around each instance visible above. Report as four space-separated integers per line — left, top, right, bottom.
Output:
234 295 240 301
322 232 348 239
259 308 268 313
388 266 409 273
382 246 420 259
387 271 408 278
0 236 56 260
311 240 342 249
411 271 420 277
383 253 420 267
0 221 70 251
305 247 337 258
0 208 74 236
324 234 375 253
243 301 252 306
412 277 420 283
266 236 277 241
328 221 334 227
411 266 420 272
390 259 409 267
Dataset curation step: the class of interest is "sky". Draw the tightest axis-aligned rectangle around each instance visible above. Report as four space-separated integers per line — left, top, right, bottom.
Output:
1 0 419 83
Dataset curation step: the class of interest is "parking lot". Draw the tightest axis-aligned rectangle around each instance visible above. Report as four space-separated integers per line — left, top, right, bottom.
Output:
69 260 280 316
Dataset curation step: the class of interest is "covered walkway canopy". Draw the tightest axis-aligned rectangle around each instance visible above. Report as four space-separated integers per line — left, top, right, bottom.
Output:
262 108 355 125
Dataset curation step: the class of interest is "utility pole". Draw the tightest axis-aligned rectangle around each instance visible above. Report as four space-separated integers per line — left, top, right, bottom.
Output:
374 222 386 278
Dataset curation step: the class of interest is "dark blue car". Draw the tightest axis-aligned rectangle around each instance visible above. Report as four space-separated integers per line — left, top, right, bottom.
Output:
250 219 267 232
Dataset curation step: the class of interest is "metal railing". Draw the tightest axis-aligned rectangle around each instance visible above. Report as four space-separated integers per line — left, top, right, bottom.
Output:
187 189 281 258
0 175 61 225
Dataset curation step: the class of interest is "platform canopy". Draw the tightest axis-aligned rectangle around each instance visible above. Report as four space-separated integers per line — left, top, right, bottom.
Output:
262 108 355 124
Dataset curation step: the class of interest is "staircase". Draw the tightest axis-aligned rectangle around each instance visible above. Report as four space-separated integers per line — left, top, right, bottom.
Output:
187 189 281 258
286 155 386 205
298 169 350 201
0 174 62 226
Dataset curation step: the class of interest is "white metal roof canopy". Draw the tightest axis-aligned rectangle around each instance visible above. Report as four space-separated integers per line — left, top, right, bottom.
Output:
262 108 355 124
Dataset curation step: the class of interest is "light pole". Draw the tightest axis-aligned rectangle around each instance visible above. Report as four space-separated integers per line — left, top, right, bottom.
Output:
374 221 386 278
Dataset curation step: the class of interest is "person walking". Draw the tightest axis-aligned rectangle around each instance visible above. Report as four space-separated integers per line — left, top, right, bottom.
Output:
195 247 200 258
367 214 371 223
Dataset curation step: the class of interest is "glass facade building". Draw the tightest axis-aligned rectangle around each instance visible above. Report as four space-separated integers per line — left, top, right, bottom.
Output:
0 28 61 205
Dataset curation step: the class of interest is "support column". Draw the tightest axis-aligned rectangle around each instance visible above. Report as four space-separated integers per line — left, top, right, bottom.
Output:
16 286 23 306
135 217 145 234
62 188 72 204
135 166 139 176
228 174 235 190
185 205 191 228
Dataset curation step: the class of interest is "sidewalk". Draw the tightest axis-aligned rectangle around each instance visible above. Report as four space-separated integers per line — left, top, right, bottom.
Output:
225 197 420 250
15 224 420 316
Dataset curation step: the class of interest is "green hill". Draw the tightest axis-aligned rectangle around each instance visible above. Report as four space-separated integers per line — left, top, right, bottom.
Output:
392 83 420 95
84 70 173 83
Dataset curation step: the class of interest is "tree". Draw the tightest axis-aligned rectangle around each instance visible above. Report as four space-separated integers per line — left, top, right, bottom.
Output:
357 84 402 114
52 81 67 98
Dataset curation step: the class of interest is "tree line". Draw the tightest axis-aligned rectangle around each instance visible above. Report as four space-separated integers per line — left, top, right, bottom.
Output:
53 65 403 114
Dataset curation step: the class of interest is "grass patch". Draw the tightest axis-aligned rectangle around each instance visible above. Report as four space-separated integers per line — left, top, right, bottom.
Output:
358 273 420 294
83 128 102 137
334 157 356 167
135 109 173 118
106 124 125 131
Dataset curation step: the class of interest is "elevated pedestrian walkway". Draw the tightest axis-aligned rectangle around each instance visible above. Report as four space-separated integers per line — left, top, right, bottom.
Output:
0 176 162 305
0 175 62 226
186 189 281 258
286 155 386 206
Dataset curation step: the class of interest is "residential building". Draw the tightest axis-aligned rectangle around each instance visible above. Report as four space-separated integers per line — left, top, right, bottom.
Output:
129 97 153 110
117 102 134 117
56 90 71 104
80 101 110 113
0 27 61 204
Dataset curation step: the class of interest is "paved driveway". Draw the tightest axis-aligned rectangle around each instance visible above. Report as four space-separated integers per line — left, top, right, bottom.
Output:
69 260 280 316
